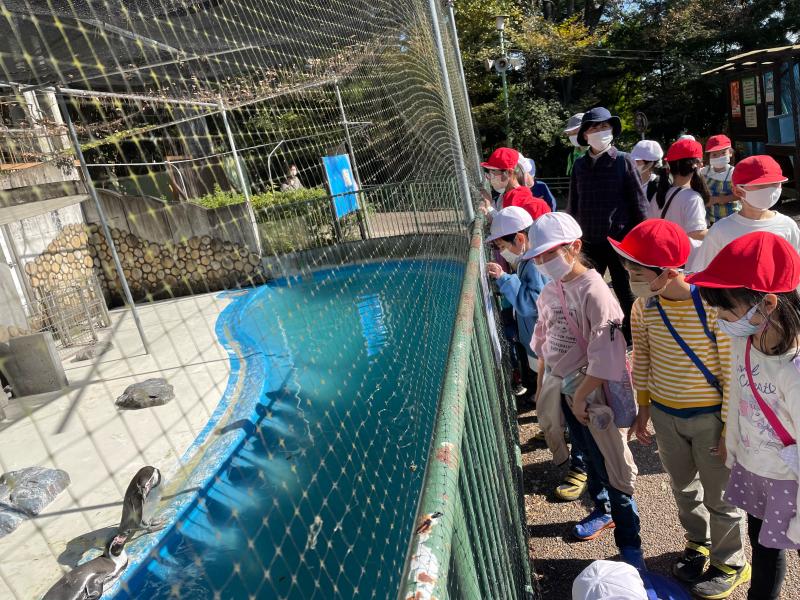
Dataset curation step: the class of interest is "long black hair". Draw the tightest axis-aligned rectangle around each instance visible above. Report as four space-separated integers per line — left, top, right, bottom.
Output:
655 158 710 209
698 287 800 356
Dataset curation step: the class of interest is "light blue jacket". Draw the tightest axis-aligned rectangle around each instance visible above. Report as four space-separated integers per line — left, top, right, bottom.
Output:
496 258 548 356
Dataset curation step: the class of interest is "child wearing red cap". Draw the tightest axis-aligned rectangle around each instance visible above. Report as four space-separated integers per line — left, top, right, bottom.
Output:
479 147 551 221
611 219 748 599
701 135 738 225
688 155 800 273
528 212 643 569
687 232 800 600
651 139 709 247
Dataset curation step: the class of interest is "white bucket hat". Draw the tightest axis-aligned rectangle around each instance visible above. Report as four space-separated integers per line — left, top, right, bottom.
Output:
630 140 664 163
572 560 648 600
523 212 583 259
485 206 534 243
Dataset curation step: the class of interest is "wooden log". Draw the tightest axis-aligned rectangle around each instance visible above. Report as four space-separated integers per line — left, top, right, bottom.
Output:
162 256 175 270
188 237 201 250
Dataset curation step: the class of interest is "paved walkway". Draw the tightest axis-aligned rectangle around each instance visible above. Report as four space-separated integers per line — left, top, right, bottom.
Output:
0 293 233 599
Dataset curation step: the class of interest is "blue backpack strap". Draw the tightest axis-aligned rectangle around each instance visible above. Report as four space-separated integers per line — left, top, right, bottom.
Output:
690 285 716 344
655 300 723 396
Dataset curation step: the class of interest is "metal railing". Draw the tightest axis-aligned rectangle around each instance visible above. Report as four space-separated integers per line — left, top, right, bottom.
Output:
252 181 466 254
400 215 535 599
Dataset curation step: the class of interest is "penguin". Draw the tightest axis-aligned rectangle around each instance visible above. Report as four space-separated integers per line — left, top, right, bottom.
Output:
42 534 128 600
118 466 164 537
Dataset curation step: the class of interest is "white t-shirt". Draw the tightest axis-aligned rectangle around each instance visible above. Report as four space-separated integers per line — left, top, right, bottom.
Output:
648 187 707 236
687 211 800 272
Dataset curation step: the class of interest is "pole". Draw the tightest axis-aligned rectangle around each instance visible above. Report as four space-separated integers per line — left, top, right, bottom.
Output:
445 0 482 178
334 82 368 240
498 28 511 146
218 100 263 256
55 92 151 355
428 0 475 222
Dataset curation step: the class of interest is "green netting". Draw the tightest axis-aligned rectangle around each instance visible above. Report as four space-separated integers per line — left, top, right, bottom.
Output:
0 1 531 598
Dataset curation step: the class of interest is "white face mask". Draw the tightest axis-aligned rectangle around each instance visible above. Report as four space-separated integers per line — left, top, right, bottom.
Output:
500 249 520 267
630 280 664 299
586 130 614 152
743 185 782 210
538 249 574 281
709 155 730 170
568 134 581 147
717 305 762 338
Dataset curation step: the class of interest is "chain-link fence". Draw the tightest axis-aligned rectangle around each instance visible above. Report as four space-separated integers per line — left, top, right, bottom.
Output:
0 1 533 598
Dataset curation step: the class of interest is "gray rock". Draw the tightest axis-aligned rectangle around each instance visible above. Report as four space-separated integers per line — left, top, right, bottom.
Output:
0 509 25 536
71 340 113 363
0 467 70 537
1 466 71 516
115 378 175 410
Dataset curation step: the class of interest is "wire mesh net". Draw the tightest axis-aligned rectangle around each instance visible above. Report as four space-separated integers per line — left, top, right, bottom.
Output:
0 1 531 599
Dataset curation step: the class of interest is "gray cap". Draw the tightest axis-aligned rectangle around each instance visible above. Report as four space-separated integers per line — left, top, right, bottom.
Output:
563 112 584 133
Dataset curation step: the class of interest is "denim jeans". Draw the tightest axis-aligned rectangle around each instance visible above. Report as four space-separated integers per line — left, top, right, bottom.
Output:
567 409 641 550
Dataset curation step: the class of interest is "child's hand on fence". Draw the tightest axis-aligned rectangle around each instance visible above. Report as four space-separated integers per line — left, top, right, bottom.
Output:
478 191 492 215
486 262 504 279
629 405 652 445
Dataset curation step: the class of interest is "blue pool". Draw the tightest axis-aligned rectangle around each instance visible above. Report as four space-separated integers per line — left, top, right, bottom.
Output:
117 259 464 599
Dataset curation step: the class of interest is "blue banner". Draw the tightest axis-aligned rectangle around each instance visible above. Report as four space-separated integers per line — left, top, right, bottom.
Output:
322 154 359 219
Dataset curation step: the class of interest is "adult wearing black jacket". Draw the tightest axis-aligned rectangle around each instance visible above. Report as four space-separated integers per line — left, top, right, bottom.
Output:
566 107 649 343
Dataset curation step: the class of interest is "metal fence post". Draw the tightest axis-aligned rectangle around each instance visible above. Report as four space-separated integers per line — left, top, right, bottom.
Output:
218 99 263 256
444 0 483 177
56 92 151 355
428 0 475 223
334 82 368 240
76 284 97 342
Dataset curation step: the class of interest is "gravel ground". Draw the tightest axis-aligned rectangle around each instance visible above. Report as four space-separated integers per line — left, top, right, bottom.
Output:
519 404 800 599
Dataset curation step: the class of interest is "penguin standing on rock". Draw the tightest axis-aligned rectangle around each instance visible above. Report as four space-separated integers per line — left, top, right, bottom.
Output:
42 534 128 600
118 466 164 537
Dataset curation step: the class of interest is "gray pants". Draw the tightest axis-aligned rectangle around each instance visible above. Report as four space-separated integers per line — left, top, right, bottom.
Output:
651 405 746 567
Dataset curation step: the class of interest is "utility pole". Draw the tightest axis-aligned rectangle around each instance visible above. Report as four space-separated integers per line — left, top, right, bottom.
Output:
495 15 512 146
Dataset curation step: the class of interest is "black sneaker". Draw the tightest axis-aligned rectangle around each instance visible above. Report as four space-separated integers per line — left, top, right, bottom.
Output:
672 541 710 583
512 383 528 397
691 562 751 599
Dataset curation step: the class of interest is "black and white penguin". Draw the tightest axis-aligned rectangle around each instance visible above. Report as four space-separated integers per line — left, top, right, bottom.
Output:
118 466 163 537
42 534 128 600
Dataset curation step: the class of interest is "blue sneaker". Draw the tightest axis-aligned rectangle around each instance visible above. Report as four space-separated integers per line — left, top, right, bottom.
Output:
620 546 646 570
573 509 614 540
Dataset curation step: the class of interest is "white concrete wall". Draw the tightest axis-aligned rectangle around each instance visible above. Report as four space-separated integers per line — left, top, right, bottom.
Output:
0 242 27 328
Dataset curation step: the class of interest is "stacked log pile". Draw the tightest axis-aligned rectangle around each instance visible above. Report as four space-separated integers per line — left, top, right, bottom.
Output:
24 223 265 305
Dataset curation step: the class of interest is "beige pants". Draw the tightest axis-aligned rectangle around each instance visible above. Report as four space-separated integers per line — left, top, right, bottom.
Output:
650 406 746 567
537 370 569 466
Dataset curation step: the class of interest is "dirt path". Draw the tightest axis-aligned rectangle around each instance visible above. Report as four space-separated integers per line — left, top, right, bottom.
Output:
519 404 800 599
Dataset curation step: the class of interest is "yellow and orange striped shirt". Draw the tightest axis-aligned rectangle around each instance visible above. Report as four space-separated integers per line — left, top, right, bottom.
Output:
631 295 731 421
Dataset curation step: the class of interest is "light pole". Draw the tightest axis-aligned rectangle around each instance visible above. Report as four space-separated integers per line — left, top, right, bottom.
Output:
495 15 511 145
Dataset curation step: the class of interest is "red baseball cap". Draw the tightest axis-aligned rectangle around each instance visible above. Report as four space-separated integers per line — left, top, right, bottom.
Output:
705 134 732 153
732 155 788 186
685 232 800 293
664 138 703 162
608 219 691 269
481 147 520 170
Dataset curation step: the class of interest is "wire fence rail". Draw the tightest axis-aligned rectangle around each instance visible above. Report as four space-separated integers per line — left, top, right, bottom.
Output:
400 215 534 600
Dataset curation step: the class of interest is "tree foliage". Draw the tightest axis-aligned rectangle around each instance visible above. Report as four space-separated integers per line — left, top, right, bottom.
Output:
455 0 800 177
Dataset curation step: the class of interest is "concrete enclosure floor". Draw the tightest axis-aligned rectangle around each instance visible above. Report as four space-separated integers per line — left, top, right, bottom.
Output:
0 293 233 600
